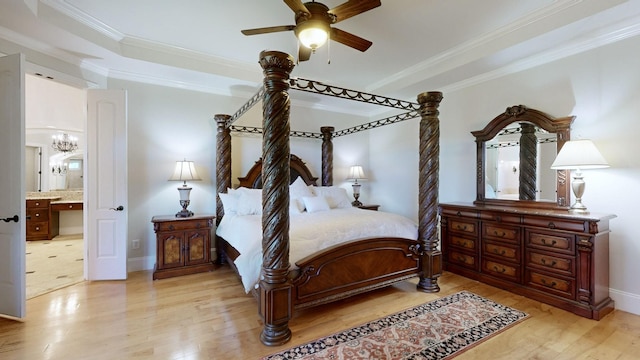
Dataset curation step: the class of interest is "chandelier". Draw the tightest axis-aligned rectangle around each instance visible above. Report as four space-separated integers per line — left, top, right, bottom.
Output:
51 133 78 153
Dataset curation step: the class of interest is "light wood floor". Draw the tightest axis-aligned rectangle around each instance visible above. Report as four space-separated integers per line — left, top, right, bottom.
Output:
1 268 639 360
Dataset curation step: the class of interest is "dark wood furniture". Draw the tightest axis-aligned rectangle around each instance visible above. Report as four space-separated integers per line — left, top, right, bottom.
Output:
51 201 83 212
444 105 616 320
26 198 59 241
440 202 615 320
357 204 379 211
215 50 443 346
152 214 215 280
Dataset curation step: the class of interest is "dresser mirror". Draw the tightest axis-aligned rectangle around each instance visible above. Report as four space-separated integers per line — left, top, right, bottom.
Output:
472 105 574 209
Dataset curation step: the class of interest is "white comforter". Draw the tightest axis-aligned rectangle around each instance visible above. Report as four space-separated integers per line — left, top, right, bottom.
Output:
216 207 418 292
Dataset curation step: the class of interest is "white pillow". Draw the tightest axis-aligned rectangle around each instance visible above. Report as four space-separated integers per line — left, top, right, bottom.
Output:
290 176 314 210
290 198 303 215
310 186 352 209
236 188 262 215
218 193 238 216
302 196 331 213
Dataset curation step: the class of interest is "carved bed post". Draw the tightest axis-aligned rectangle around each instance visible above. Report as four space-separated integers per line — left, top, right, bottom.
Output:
321 126 334 186
258 50 295 346
417 91 443 293
519 122 537 200
215 114 231 264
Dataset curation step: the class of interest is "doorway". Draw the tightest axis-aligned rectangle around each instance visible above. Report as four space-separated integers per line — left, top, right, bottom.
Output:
25 73 86 299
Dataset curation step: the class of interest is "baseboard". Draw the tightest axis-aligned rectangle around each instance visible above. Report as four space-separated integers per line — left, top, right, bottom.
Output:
127 255 155 272
610 288 640 316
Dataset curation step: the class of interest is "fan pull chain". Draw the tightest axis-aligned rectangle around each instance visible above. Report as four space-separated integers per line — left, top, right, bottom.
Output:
327 32 331 64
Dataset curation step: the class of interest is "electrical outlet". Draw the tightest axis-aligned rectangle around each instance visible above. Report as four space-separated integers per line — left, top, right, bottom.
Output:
132 239 140 250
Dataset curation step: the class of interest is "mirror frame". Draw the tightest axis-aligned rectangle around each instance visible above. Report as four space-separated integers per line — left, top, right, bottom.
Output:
472 105 574 210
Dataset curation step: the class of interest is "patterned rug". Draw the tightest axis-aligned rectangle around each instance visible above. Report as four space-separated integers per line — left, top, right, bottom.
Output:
263 291 528 360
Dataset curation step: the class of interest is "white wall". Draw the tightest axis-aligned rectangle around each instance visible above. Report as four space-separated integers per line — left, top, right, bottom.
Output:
373 34 640 315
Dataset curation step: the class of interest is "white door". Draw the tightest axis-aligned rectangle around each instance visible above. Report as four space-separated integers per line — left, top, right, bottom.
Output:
85 89 128 280
0 54 26 319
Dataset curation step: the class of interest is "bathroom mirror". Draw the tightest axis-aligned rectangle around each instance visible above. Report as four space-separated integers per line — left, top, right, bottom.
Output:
472 105 574 209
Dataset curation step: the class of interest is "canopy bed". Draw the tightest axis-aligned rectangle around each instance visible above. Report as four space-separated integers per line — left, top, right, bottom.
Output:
215 50 443 346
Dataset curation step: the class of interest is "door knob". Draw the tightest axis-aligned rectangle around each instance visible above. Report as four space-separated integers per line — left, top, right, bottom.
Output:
2 215 19 223
109 206 124 211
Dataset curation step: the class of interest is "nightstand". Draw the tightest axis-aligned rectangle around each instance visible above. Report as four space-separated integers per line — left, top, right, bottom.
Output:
357 204 379 211
151 214 215 280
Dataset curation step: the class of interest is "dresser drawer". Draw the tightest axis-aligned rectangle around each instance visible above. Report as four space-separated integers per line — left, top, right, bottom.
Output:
51 202 83 211
449 235 476 251
154 218 211 232
527 251 575 277
482 223 519 243
523 216 586 232
447 250 477 270
27 221 49 235
482 240 520 263
26 199 50 209
27 208 49 221
479 211 521 225
482 259 520 282
448 219 477 235
526 270 575 300
526 230 575 255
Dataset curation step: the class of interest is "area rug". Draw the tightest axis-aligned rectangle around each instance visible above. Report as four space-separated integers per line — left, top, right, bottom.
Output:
262 291 528 360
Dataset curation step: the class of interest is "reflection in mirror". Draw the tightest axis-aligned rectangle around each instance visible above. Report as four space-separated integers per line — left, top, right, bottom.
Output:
484 122 557 202
473 105 574 210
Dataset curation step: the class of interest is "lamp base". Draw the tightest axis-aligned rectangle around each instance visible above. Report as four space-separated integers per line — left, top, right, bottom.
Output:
175 209 194 218
175 199 193 218
351 200 363 207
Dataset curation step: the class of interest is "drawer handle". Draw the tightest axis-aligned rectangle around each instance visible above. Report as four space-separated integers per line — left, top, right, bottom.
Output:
541 238 557 246
492 265 506 273
456 211 461 217
35 202 40 206
69 205 73 209
540 278 557 288
36 213 40 217
493 230 506 237
496 216 502 222
493 248 506 256
456 256 467 264
455 240 465 246
168 225 175 231
456 224 468 231
547 222 556 229
541 258 557 267
35 227 40 231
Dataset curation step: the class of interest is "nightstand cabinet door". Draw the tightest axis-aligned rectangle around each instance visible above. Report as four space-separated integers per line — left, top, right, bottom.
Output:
157 232 185 269
152 214 215 280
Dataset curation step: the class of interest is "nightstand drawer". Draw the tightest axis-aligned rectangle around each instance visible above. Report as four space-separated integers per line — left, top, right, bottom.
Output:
154 218 211 232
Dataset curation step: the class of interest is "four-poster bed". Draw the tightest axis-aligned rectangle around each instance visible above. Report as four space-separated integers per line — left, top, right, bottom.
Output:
215 50 443 346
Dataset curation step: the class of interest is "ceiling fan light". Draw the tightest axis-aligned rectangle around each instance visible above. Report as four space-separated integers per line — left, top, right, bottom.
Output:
297 22 329 50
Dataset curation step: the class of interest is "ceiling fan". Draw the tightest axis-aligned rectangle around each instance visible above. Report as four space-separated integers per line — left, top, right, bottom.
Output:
241 0 381 61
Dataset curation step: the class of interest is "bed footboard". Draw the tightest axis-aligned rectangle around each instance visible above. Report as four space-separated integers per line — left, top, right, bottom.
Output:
290 237 422 309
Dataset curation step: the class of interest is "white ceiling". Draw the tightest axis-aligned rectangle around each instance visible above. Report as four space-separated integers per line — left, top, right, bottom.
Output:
2 0 640 117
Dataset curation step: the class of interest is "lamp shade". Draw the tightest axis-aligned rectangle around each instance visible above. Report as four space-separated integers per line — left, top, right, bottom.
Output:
550 139 609 170
168 160 202 184
296 20 329 50
347 165 366 181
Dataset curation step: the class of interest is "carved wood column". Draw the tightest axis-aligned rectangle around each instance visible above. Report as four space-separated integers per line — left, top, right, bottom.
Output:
416 91 443 293
215 114 231 264
258 50 295 346
321 126 334 186
519 122 537 200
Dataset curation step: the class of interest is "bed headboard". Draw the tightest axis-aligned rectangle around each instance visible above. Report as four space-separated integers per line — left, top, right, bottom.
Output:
237 154 318 189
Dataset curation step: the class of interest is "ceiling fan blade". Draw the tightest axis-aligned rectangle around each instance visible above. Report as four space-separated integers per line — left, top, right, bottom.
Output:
330 27 372 52
298 45 312 62
283 0 309 15
329 0 381 23
241 25 296 36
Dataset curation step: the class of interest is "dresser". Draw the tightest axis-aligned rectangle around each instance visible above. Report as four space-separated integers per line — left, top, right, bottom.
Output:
26 198 59 241
152 214 215 280
440 202 615 320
